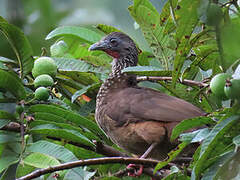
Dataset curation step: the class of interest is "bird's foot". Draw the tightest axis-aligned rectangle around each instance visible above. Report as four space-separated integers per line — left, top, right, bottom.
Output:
127 164 143 177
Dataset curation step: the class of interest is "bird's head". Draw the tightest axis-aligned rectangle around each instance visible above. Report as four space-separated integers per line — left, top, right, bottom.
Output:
89 32 138 64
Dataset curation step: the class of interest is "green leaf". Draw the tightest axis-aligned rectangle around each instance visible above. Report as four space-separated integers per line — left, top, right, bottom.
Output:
71 83 101 103
122 66 172 76
56 76 85 91
138 51 153 66
30 120 99 141
96 24 121 34
27 140 79 162
0 20 34 77
0 69 26 100
0 119 10 128
0 110 16 128
182 65 199 80
0 17 7 23
29 104 107 141
159 0 178 32
24 152 60 168
201 151 235 180
192 43 219 71
233 135 240 151
0 56 16 64
26 141 93 179
53 57 108 74
34 112 66 123
58 72 100 88
57 36 112 67
129 1 174 70
221 17 240 69
83 55 112 68
163 169 190 180
0 130 20 144
0 147 19 173
179 128 210 143
172 0 200 87
171 116 214 141
193 115 240 179
63 142 100 160
16 163 36 178
0 110 16 120
132 0 159 14
138 81 164 92
46 26 102 43
27 141 94 179
30 124 95 147
214 151 240 180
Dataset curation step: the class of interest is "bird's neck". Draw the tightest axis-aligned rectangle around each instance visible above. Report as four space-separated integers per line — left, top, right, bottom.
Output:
96 54 138 105
111 53 138 77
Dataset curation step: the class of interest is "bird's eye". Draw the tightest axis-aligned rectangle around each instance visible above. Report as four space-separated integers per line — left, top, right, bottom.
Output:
110 38 118 46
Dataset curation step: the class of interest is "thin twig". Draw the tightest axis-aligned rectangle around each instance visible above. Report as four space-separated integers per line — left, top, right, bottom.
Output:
16 157 159 180
137 76 209 88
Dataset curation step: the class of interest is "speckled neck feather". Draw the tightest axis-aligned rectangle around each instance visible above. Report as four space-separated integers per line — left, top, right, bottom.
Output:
96 51 138 107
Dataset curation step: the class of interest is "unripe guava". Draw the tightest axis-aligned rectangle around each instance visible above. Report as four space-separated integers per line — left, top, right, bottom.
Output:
34 87 50 101
50 40 68 57
32 57 57 78
210 73 231 100
34 74 54 88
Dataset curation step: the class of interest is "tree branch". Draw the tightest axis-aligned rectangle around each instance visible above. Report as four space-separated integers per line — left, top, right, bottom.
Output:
137 76 209 88
16 157 159 180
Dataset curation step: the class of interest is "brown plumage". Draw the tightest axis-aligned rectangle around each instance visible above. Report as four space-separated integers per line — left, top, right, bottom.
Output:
89 32 204 160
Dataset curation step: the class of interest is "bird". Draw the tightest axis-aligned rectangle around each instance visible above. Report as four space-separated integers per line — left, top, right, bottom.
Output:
89 32 204 173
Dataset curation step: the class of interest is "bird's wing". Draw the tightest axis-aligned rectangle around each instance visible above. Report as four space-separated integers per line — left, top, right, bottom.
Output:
105 87 204 127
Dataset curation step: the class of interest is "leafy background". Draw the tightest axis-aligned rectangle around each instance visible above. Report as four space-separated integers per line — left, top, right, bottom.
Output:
0 0 240 180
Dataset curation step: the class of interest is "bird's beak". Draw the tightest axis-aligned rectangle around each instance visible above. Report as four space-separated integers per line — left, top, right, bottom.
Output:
88 40 108 51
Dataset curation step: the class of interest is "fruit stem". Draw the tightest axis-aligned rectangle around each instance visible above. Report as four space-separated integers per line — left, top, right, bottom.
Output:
25 97 36 104
225 79 232 87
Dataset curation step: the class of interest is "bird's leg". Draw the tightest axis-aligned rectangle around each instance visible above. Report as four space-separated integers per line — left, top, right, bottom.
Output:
141 142 158 159
127 142 158 177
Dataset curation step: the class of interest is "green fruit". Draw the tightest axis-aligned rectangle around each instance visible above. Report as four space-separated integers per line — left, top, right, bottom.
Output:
34 87 50 101
34 74 54 88
206 4 223 26
32 57 57 78
50 40 68 57
224 79 240 100
210 73 231 100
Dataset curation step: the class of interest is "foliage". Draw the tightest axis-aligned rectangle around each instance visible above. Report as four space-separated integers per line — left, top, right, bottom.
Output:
0 0 240 179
